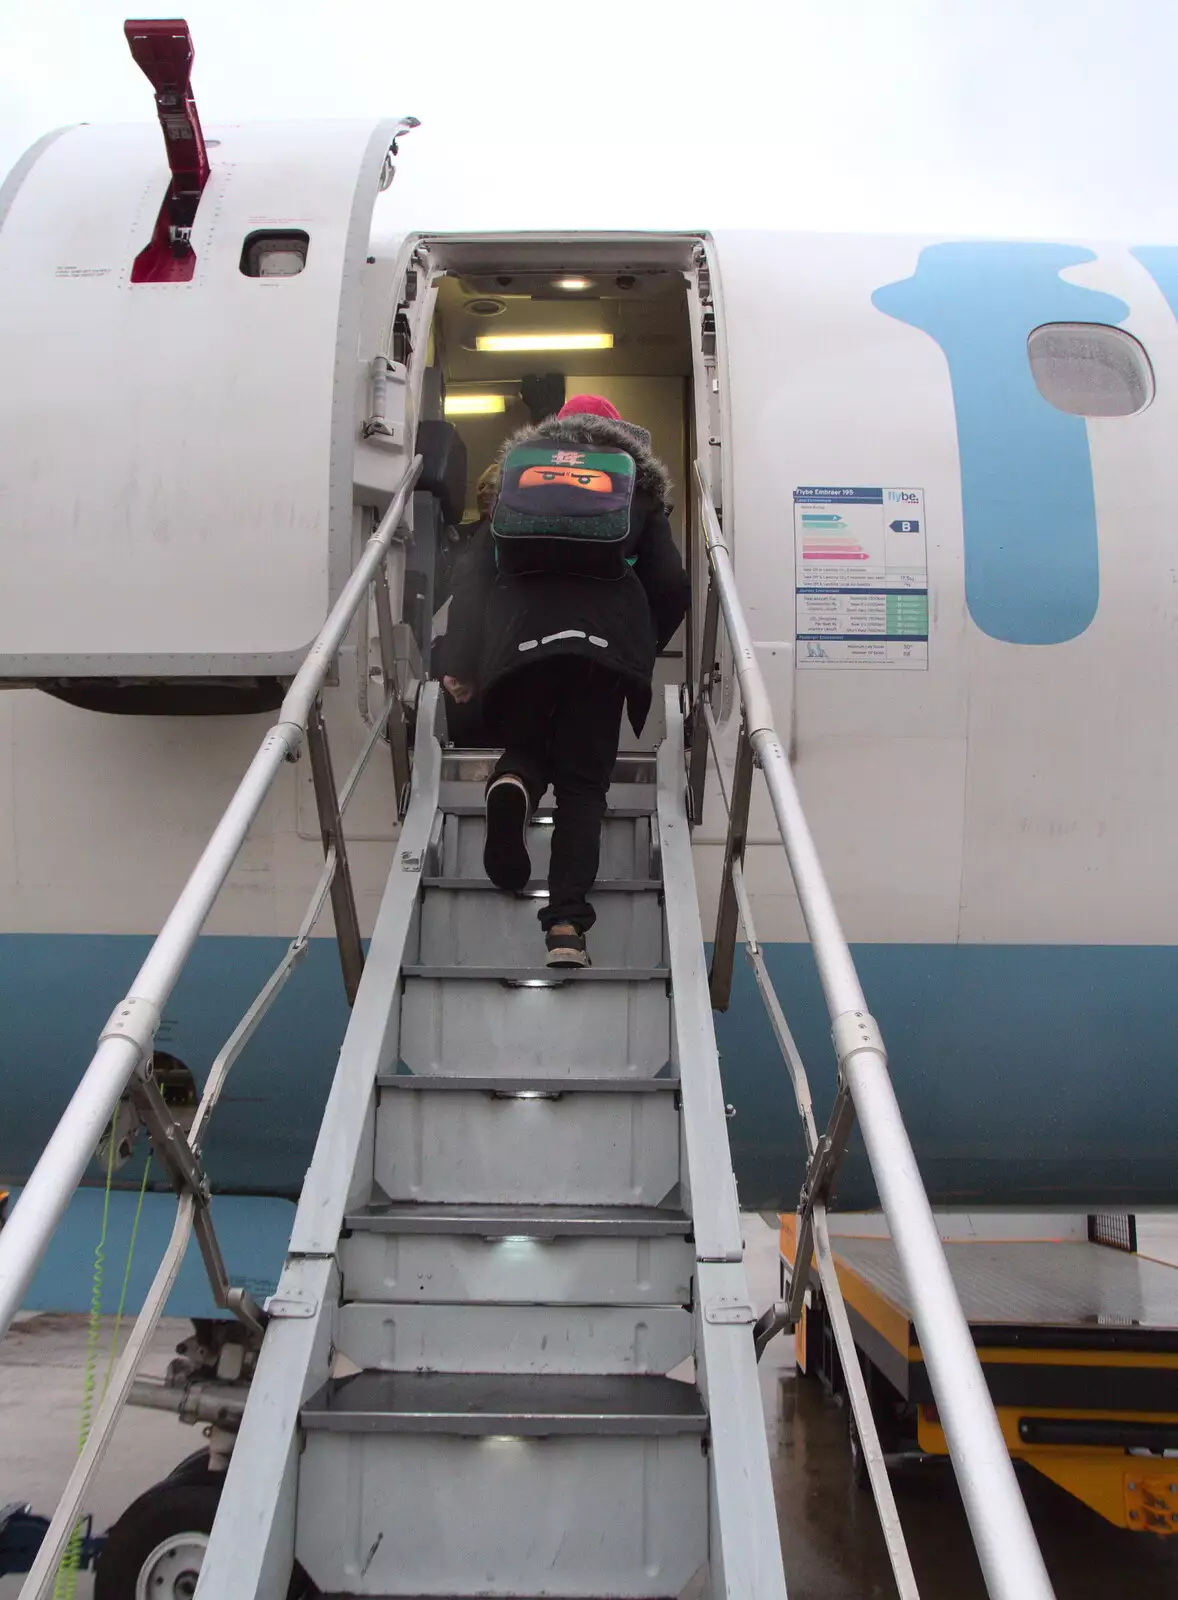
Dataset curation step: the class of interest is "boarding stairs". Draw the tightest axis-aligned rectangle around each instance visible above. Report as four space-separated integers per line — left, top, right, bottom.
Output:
180 696 780 1599
0 457 1057 1600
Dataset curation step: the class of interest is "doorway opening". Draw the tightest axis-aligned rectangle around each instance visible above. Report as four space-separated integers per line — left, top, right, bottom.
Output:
406 234 716 751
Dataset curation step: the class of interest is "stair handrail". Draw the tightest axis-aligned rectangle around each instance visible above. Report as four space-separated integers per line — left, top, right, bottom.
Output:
0 455 423 1343
687 462 1055 1600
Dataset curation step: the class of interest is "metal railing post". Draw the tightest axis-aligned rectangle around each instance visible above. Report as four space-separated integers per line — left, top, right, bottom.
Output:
373 556 411 804
708 715 754 1011
687 577 720 825
306 699 366 1005
691 461 1056 1600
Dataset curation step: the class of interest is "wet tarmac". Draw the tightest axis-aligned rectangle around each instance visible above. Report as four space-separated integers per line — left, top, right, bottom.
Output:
3 1217 1178 1598
752 1214 1178 1598
760 1348 1178 1598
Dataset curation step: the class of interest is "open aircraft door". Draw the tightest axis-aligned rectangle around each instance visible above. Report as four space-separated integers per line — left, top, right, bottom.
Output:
0 21 419 684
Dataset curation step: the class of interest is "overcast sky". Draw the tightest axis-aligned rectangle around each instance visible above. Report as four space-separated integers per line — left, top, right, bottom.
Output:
1 0 1175 242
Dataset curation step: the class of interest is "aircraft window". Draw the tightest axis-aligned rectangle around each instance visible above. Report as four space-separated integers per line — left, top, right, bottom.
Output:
240 230 310 278
1027 322 1153 417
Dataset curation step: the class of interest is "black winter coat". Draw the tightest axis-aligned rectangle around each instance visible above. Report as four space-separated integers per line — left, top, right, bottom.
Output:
441 416 691 734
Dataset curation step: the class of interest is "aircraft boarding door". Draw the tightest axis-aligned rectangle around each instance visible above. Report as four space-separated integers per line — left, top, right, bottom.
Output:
0 107 417 682
703 231 970 948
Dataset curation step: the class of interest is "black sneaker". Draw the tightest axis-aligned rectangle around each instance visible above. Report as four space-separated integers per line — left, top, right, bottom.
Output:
483 774 532 892
545 925 590 969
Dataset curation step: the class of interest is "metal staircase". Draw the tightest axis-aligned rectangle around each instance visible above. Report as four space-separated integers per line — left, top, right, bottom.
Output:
0 452 1061 1599
192 691 784 1598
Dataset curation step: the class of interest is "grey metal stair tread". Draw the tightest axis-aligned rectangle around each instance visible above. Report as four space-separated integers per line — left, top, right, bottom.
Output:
377 1073 679 1093
440 802 657 818
442 751 656 780
421 877 662 893
401 965 670 983
301 1371 708 1436
344 1202 693 1237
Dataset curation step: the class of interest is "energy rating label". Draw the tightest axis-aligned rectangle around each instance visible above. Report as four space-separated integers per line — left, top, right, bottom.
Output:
793 486 928 670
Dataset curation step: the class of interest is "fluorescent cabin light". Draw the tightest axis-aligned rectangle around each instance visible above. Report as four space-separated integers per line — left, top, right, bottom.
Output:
554 277 592 291
475 332 614 353
444 394 507 416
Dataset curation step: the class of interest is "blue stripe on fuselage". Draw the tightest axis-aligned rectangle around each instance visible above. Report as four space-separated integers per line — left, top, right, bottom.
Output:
0 932 349 1199
4 932 1178 1314
715 941 1178 1212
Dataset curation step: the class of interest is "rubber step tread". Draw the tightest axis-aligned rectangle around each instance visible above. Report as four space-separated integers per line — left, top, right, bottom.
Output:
301 1371 707 1436
421 877 662 893
376 1073 679 1093
401 965 669 983
344 1202 693 1237
439 802 656 818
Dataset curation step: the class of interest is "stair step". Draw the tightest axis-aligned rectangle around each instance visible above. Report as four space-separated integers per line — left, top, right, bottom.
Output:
399 974 670 1077
345 1203 692 1238
335 1302 694 1376
400 966 668 983
440 812 652 883
371 1080 680 1206
440 751 656 782
440 802 656 818
298 1429 706 1597
422 878 661 893
339 1228 694 1306
301 1372 707 1437
438 776 657 815
378 1073 678 1094
417 889 663 970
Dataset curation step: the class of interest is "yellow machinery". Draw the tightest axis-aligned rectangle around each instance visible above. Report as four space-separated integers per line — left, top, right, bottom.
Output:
781 1212 1178 1534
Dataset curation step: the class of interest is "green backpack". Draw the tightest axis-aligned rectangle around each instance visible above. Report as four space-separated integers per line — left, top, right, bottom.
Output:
491 442 638 579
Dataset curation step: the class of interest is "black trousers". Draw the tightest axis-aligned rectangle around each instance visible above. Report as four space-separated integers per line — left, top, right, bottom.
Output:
486 658 627 932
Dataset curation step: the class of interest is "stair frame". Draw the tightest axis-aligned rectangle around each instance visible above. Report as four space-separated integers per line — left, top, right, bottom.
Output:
194 684 787 1600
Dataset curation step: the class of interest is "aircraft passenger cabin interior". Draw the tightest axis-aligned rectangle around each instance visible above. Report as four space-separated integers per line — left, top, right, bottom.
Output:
416 255 696 749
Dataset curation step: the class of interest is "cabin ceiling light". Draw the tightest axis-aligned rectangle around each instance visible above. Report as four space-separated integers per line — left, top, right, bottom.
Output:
553 277 592 291
444 394 507 416
475 332 614 353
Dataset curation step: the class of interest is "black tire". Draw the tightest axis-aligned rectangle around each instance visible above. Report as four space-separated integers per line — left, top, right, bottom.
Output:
795 1299 830 1383
165 1449 216 1485
95 1478 316 1600
95 1481 218 1600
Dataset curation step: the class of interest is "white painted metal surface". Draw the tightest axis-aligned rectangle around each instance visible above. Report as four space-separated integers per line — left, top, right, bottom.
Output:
372 1087 681 1205
336 1301 695 1375
0 225 1173 980
339 1231 695 1306
0 118 403 671
705 229 1178 951
295 1432 710 1598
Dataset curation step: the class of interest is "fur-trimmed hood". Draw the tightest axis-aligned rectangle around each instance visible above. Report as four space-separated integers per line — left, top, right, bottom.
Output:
496 414 672 506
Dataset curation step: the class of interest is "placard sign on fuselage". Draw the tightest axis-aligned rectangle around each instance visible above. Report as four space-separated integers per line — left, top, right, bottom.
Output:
794 486 928 669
